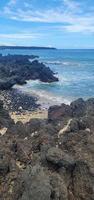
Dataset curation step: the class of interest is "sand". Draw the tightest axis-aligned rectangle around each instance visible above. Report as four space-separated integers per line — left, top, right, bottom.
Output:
10 109 48 124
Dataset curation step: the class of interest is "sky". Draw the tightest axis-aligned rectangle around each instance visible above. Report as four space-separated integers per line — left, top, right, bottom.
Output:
0 0 94 48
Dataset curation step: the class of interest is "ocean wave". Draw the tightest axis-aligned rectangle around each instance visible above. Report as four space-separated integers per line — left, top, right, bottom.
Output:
33 90 71 108
44 60 82 67
44 61 70 65
13 84 71 108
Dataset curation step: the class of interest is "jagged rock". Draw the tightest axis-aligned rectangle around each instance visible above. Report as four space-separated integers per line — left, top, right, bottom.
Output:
21 165 51 200
0 98 94 200
70 98 86 117
48 104 72 121
86 98 94 116
48 98 87 121
0 54 58 90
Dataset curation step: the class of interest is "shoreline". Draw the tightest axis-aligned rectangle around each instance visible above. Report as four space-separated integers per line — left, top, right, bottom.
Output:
0 88 48 123
13 81 71 109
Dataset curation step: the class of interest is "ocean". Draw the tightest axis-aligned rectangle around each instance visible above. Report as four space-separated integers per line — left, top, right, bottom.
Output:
1 48 94 107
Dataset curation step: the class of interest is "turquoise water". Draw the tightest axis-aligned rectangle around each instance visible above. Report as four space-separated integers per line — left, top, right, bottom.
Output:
1 49 94 105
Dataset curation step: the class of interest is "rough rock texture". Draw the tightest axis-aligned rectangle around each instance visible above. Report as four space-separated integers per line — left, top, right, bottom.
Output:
0 98 94 200
0 100 14 128
0 54 58 90
48 97 94 120
21 165 51 200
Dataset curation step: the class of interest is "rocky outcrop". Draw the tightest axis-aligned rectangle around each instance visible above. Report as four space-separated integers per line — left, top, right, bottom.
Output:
0 98 94 200
0 54 58 90
48 103 72 121
48 97 94 121
0 100 14 129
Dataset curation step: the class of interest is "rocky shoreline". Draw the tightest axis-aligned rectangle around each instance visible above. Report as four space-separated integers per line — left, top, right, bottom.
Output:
0 54 58 90
0 53 94 200
0 89 39 112
0 97 94 200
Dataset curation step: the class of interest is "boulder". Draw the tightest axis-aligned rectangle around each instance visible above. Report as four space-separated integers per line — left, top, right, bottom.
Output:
70 98 86 117
46 147 63 165
46 147 74 169
48 104 72 121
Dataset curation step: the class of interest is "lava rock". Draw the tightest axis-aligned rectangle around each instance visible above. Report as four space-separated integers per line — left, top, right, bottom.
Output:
48 104 72 121
21 165 51 200
0 151 9 176
70 98 86 117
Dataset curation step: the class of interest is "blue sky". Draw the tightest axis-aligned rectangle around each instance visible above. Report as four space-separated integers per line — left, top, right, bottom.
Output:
0 0 94 48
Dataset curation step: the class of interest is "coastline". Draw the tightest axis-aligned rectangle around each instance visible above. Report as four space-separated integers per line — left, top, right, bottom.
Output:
0 88 48 123
13 81 71 109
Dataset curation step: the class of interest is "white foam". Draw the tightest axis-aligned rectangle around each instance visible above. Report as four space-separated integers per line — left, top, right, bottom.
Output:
44 60 80 67
44 61 70 65
14 83 70 109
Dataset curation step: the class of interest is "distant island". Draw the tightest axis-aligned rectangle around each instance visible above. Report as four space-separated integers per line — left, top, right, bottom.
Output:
0 46 57 50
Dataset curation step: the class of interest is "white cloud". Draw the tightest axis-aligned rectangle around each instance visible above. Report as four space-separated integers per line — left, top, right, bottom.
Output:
64 24 94 33
0 33 39 39
1 0 94 34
